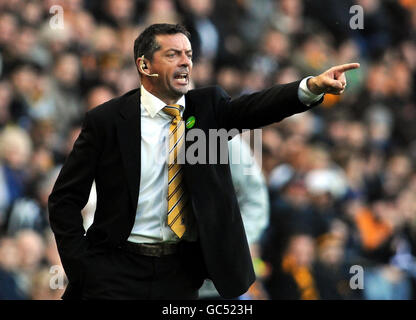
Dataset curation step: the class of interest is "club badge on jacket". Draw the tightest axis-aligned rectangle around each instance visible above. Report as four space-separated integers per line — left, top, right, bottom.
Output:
186 116 196 129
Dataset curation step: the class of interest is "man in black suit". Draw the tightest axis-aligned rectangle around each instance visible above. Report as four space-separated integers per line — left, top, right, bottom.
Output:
48 23 359 300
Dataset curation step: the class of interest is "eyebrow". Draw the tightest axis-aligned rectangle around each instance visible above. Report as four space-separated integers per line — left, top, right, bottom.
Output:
165 48 193 54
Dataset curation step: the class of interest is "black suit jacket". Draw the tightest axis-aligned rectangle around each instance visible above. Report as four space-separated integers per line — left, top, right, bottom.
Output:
48 81 320 299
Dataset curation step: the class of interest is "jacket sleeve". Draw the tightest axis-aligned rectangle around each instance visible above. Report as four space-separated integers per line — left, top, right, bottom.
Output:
212 81 322 131
48 111 99 284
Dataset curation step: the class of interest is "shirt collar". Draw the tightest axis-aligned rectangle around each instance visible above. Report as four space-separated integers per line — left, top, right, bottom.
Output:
140 85 186 118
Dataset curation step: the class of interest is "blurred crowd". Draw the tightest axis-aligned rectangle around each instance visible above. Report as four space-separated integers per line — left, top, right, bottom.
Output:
0 0 416 300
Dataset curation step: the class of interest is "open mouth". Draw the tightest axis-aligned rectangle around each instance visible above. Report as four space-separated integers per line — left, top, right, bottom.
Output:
173 72 189 85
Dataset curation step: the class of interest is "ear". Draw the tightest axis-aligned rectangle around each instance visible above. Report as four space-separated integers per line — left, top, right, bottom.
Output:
136 55 159 78
136 55 149 76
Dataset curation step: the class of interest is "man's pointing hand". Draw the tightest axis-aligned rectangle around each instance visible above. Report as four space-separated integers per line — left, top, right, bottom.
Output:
307 63 360 95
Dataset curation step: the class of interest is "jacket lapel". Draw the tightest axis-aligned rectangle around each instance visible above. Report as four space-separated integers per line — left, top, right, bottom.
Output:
116 90 141 211
184 93 196 149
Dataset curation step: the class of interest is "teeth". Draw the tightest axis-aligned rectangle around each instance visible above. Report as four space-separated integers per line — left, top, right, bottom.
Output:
174 73 188 82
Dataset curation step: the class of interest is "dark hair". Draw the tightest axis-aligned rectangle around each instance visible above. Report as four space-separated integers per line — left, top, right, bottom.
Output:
133 24 190 63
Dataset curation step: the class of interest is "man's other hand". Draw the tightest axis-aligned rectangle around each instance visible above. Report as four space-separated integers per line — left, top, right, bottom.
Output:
307 63 360 95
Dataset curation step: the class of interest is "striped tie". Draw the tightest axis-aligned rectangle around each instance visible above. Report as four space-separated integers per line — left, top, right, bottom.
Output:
163 104 188 238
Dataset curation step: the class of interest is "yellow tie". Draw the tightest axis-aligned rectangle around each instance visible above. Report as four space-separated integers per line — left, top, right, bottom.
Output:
163 104 188 238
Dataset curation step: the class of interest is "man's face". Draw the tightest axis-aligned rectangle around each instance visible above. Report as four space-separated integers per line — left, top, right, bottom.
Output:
145 33 193 102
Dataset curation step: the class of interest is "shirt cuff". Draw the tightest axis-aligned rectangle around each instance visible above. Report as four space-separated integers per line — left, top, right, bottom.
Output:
298 76 324 106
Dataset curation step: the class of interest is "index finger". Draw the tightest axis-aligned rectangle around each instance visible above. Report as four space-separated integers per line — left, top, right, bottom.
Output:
333 63 360 73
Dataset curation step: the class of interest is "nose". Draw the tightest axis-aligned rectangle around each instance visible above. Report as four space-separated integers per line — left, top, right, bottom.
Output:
179 52 191 69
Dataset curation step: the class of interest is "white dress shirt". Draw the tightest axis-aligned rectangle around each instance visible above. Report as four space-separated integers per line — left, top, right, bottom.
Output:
228 136 269 245
128 86 186 243
128 80 323 244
